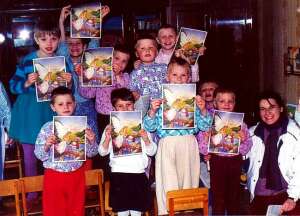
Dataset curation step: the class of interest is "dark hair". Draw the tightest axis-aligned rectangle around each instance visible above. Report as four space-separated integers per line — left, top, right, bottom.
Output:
255 90 287 118
134 34 158 49
158 24 177 35
34 18 60 38
114 44 131 56
167 57 191 75
213 87 236 100
111 88 135 107
50 86 74 104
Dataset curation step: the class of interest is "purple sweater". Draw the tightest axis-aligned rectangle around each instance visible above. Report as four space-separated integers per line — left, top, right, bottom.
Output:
79 73 130 115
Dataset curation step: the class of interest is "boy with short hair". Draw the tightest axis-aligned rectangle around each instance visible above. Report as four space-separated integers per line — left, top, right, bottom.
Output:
129 35 167 100
35 86 98 215
9 19 72 201
199 81 219 111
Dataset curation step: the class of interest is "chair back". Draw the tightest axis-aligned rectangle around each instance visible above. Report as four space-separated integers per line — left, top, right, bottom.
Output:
167 188 209 216
20 175 44 216
85 169 105 216
0 179 21 216
4 142 23 178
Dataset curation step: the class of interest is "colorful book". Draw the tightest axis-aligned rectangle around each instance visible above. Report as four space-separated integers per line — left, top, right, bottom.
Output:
110 111 142 157
162 84 196 129
33 56 67 102
172 27 207 65
53 116 87 162
81 47 113 87
70 2 102 38
208 110 244 155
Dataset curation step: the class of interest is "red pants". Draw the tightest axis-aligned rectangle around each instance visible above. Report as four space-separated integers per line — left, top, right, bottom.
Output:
83 159 92 170
43 166 86 216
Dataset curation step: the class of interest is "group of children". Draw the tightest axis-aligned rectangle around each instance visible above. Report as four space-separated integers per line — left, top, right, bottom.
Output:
1 4 300 216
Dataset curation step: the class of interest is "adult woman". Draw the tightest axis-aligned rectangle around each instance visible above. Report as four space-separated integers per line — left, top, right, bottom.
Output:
247 91 300 215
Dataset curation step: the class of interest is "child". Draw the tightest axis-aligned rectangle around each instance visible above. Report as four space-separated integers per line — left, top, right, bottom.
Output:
9 19 72 199
57 4 110 142
0 81 11 181
99 88 157 216
143 57 212 215
129 34 167 100
197 88 252 215
34 86 98 216
199 80 219 112
79 44 131 134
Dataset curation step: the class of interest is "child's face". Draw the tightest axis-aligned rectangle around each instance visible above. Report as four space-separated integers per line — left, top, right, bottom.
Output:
67 38 86 58
214 93 235 112
166 64 190 84
50 94 76 116
35 33 59 57
157 28 177 51
113 51 130 75
200 82 218 103
135 39 157 64
114 99 134 111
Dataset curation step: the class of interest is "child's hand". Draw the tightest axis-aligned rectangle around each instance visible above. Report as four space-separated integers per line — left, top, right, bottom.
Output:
25 72 38 88
86 128 96 144
148 99 163 118
61 72 72 83
139 129 150 145
101 5 110 19
195 95 207 115
238 129 246 142
105 125 112 139
175 49 191 64
112 63 122 76
199 46 206 56
134 60 142 69
204 154 211 162
59 5 71 25
45 135 57 152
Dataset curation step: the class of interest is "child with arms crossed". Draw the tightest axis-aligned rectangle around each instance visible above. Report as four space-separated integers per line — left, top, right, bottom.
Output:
143 58 212 215
34 87 98 216
99 88 157 216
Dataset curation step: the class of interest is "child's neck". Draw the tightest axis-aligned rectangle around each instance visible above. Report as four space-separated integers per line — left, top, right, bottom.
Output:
141 61 155 65
161 48 173 55
71 56 81 64
37 50 54 58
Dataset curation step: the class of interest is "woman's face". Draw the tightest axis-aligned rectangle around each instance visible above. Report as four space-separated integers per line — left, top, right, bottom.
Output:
259 98 283 125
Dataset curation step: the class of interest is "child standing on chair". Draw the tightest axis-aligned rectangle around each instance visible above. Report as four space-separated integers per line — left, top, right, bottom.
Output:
143 58 212 215
99 88 157 216
34 87 98 216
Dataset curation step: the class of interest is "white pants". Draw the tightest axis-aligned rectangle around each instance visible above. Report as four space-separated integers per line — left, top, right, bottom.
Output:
117 210 141 216
155 135 200 215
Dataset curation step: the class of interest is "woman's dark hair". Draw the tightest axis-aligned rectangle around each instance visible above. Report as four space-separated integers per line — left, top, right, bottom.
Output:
255 91 287 119
111 88 135 107
51 86 74 104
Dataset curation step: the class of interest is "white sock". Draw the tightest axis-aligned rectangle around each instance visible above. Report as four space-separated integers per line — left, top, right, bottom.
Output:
129 210 142 216
118 210 130 216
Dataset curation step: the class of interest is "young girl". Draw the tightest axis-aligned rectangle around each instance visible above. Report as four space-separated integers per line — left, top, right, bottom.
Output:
143 57 212 215
9 19 72 200
99 88 157 216
34 86 98 216
197 88 252 215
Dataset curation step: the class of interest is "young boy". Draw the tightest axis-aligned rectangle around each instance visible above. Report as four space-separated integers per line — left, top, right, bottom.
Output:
34 86 98 216
143 58 211 215
199 81 219 112
9 19 72 201
197 88 252 215
156 24 203 82
129 35 167 100
99 88 157 216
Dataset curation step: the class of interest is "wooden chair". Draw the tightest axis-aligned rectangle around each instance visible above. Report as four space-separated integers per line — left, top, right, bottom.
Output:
0 179 21 216
4 142 23 178
20 175 43 216
85 169 105 216
104 181 150 216
167 188 209 216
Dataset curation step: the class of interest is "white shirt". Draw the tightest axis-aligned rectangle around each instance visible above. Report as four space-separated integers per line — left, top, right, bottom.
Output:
98 126 157 174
